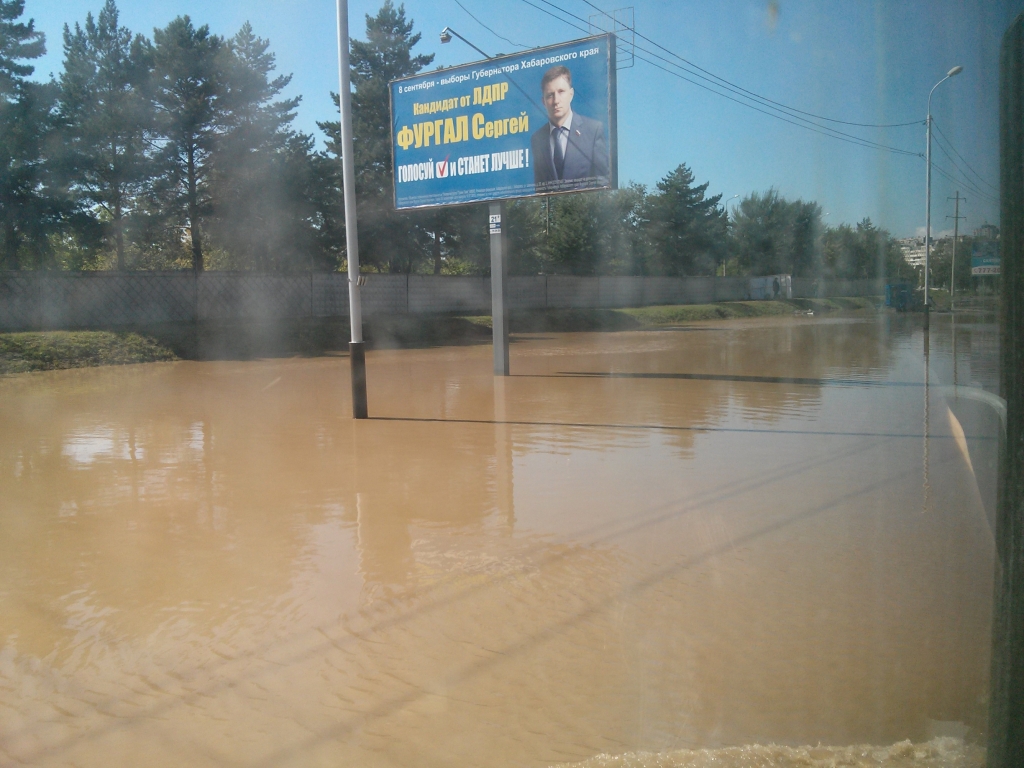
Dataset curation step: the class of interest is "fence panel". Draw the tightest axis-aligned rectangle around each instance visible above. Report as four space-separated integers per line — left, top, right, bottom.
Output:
1 271 883 331
312 273 348 317
0 273 37 330
360 274 408 316
198 273 310 320
508 276 547 310
546 276 599 308
597 277 643 308
408 275 490 314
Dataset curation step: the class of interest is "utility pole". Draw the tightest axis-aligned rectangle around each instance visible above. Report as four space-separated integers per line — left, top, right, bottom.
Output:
947 192 966 311
925 65 963 329
336 0 368 418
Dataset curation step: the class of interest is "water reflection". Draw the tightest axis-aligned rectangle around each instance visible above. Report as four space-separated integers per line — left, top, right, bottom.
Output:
0 316 999 766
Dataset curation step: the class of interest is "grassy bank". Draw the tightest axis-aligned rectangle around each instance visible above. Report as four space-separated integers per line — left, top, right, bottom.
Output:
0 331 177 374
1 297 880 373
469 296 878 333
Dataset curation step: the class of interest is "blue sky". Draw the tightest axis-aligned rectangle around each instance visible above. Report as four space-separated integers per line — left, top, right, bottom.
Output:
24 0 1023 237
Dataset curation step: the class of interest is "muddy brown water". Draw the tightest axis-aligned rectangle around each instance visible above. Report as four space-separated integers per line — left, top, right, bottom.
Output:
0 315 998 767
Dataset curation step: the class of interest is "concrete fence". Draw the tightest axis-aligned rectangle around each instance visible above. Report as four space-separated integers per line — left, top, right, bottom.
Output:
0 271 885 331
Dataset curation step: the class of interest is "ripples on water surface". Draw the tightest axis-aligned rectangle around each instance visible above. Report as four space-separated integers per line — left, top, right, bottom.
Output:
0 315 998 767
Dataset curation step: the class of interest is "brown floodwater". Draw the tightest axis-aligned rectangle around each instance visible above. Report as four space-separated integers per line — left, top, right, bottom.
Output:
0 315 999 767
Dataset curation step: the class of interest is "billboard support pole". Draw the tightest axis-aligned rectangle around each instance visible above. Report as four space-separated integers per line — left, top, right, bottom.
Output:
336 0 367 418
490 201 510 376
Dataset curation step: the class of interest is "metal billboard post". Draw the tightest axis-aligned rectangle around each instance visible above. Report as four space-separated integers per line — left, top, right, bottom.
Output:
387 34 617 380
489 202 510 376
336 0 368 418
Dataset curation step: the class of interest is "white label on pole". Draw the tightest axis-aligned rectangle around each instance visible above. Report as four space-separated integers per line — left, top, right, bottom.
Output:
489 214 501 235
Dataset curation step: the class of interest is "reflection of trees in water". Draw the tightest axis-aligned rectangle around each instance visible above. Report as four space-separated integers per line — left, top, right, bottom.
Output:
0 319 909 656
1 367 335 658
0 360 516 657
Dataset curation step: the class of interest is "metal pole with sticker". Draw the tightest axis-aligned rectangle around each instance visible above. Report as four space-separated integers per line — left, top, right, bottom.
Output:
489 203 509 376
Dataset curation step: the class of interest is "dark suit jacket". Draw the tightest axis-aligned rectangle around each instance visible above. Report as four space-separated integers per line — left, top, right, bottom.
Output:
531 112 610 191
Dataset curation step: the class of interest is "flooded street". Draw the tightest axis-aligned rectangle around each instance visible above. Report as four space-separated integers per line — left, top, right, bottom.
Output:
0 315 999 767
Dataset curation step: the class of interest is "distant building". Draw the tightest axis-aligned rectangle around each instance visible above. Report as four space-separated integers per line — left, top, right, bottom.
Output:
897 237 927 268
975 222 999 240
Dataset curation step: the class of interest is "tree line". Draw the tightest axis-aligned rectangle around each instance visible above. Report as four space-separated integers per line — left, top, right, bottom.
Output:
1 0 908 280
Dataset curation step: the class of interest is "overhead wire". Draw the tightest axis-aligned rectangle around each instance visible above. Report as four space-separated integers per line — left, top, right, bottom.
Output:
452 0 530 50
930 138 998 203
931 119 998 193
633 52 921 157
515 0 921 157
577 0 921 128
931 162 998 205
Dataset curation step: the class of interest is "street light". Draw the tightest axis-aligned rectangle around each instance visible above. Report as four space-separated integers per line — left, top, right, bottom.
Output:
439 26 491 60
924 65 963 328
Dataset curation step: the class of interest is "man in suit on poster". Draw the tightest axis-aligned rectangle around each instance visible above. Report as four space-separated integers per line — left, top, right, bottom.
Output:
531 65 610 191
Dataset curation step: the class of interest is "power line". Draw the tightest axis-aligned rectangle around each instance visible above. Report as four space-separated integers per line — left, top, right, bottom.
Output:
573 0 923 128
931 119 998 193
634 51 921 157
516 0 921 157
932 162 998 205
630 45 920 155
930 135 998 203
518 0 590 35
452 0 530 50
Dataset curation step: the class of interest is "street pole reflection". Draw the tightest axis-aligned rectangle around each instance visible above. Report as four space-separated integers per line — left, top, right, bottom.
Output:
493 377 515 532
923 324 931 513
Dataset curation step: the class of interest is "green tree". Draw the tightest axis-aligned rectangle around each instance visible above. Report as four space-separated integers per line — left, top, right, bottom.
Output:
59 0 153 270
645 164 725 275
546 192 606 275
318 1 433 273
820 218 895 280
929 235 975 292
207 22 318 270
0 0 66 269
151 16 225 272
731 188 823 277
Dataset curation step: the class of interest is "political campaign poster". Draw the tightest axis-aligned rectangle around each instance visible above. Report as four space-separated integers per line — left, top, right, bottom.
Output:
971 240 1000 275
390 34 617 209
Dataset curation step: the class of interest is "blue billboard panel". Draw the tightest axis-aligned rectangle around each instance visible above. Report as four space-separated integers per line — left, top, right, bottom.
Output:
971 240 1000 275
390 35 617 209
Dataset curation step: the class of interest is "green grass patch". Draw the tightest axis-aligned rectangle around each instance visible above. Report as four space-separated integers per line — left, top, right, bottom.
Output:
0 331 177 374
487 297 879 333
0 298 880 372
622 297 877 326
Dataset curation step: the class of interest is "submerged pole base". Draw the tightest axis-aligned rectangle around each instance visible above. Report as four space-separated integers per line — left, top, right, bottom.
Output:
923 303 930 330
350 341 368 419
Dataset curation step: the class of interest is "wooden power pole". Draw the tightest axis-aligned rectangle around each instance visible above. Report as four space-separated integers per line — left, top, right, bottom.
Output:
947 191 966 310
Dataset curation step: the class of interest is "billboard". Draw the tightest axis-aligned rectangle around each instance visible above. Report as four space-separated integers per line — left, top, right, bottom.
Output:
971 240 1000 275
390 35 617 209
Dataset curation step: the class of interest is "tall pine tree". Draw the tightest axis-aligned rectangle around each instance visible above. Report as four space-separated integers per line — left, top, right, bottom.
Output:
645 164 726 276
0 0 64 269
151 16 224 272
60 0 153 270
208 22 316 270
318 2 433 272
